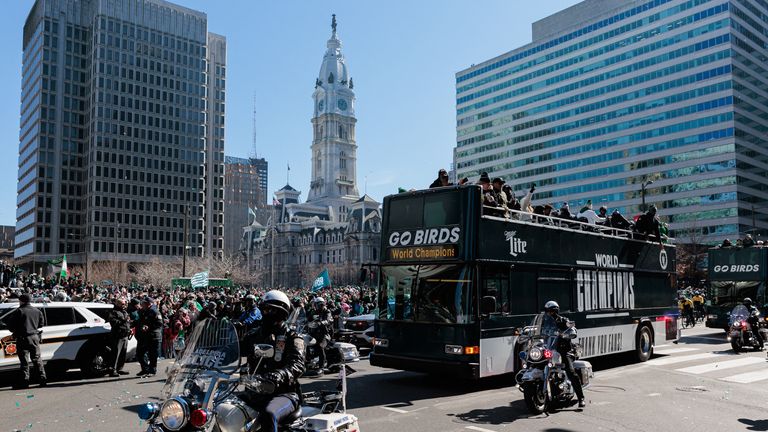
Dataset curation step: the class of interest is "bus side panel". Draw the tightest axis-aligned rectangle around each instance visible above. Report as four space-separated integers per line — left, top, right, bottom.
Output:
575 323 638 358
479 333 518 377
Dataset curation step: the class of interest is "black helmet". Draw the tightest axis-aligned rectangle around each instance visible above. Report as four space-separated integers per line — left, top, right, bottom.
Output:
262 290 292 322
744 297 753 306
544 300 560 313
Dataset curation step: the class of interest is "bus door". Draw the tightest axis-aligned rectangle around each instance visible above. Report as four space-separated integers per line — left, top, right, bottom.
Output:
479 265 540 377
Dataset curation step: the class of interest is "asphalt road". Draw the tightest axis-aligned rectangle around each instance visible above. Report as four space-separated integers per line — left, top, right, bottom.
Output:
3 325 768 432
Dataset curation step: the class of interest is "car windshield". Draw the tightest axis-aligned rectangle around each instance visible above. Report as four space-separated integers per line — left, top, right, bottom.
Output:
378 264 474 324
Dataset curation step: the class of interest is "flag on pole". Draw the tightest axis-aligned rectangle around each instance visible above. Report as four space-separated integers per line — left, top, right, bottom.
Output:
190 270 209 288
311 269 331 292
248 207 256 218
60 255 69 279
273 197 280 206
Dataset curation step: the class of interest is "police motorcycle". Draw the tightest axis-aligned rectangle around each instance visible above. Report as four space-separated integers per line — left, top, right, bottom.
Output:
137 318 360 432
515 313 593 414
289 312 359 375
727 304 766 352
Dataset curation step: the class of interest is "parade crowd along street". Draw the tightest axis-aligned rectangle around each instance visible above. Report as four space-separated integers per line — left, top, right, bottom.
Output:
0 260 376 370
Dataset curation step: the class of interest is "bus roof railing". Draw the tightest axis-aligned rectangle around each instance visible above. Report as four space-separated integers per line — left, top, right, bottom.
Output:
482 205 675 245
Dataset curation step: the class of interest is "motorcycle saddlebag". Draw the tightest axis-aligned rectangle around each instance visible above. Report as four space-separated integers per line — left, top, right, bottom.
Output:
573 360 593 387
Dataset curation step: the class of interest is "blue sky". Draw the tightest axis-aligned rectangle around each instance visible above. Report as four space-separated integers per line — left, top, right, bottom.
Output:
1 0 582 226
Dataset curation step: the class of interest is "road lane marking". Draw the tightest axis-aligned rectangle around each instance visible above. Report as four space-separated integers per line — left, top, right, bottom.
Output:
675 356 765 374
647 353 720 366
721 369 768 384
647 393 661 397
466 426 496 432
653 347 698 355
381 406 409 414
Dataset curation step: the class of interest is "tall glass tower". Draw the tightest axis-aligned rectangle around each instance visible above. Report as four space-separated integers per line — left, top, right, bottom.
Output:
16 0 225 272
454 0 768 244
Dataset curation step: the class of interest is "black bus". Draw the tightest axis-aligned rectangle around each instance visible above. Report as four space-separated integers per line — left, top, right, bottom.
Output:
705 246 767 331
369 186 678 379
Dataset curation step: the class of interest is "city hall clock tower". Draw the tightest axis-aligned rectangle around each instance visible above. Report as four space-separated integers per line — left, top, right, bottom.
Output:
308 15 359 217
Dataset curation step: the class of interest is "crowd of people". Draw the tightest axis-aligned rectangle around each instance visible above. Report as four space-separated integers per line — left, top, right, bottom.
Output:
429 169 668 244
0 265 377 380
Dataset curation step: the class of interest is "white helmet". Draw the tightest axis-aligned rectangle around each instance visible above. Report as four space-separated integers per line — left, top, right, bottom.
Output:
312 297 326 306
544 300 560 313
262 290 291 320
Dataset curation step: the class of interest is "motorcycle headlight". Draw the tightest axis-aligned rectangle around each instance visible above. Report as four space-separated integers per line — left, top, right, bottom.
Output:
160 398 189 431
528 347 543 362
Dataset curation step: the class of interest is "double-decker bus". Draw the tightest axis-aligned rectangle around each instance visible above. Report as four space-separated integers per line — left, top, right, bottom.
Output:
369 186 679 379
705 246 767 331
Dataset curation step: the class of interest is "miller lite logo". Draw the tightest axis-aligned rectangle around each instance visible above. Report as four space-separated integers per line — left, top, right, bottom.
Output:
505 231 528 257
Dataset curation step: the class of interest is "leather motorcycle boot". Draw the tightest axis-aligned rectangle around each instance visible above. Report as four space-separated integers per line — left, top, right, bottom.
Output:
578 398 586 408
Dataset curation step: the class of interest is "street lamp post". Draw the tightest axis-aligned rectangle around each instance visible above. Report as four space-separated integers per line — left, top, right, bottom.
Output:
182 205 189 278
163 206 190 277
640 179 654 212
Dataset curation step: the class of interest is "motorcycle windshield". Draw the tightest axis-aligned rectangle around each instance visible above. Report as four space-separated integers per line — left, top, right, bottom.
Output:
161 319 241 402
729 305 750 325
525 313 560 349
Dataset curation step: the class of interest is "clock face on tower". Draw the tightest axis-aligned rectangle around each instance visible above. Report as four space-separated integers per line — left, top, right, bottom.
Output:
337 99 348 111
318 100 325 112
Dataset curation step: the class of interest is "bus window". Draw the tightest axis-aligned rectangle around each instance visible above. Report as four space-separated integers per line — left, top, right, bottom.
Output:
424 194 460 228
482 268 510 314
379 264 474 323
509 269 537 315
537 269 573 312
388 198 424 230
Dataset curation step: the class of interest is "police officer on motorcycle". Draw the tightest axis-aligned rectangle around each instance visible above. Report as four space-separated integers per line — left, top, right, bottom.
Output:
543 301 586 408
307 297 333 372
243 290 305 432
743 297 764 347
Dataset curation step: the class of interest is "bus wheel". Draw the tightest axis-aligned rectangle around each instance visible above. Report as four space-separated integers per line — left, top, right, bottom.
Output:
636 325 653 362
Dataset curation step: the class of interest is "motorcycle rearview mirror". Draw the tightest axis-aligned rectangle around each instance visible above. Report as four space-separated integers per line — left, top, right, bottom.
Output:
481 296 497 315
253 344 275 358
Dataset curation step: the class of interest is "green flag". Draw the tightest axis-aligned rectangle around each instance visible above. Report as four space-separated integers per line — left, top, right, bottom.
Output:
311 269 331 292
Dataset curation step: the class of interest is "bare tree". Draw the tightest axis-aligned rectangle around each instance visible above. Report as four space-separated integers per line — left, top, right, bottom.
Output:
133 258 181 289
674 219 709 285
89 261 125 285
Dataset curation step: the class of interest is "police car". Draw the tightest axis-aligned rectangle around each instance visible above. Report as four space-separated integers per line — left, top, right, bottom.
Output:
0 301 137 378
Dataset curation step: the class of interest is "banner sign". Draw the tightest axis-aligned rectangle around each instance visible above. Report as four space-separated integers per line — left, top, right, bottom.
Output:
708 248 766 281
384 225 461 263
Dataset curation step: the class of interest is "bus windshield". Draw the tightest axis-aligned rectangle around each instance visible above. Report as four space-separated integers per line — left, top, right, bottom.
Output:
379 264 474 324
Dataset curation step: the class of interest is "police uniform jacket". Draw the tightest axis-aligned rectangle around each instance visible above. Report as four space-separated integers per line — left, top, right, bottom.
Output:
248 322 306 396
137 307 163 338
107 309 132 338
307 308 333 339
3 304 45 337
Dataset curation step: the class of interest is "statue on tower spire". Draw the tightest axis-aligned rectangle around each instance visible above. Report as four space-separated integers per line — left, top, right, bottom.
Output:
332 14 337 34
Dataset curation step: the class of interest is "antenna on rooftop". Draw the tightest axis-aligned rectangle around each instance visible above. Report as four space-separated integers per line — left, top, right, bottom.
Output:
252 92 258 159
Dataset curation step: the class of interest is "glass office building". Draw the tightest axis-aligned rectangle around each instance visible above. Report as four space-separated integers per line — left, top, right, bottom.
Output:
454 0 768 244
16 0 225 270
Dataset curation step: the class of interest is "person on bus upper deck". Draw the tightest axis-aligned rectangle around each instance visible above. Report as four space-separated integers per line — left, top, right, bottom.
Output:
635 205 663 247
492 177 510 217
429 169 452 188
503 184 520 212
720 238 733 248
478 172 502 215
597 206 608 221
557 203 574 220
542 301 586 408
743 234 755 247
576 200 605 225
517 183 535 221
